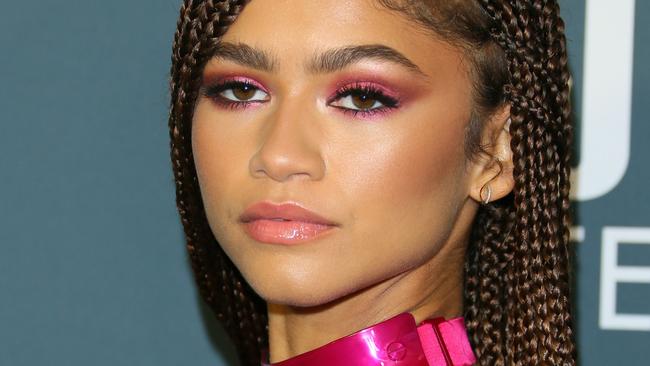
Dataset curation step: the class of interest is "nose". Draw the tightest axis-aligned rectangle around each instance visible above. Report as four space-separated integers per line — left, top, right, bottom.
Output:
249 96 326 182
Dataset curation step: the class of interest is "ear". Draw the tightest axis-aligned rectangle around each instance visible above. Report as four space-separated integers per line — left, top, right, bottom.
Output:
468 104 514 204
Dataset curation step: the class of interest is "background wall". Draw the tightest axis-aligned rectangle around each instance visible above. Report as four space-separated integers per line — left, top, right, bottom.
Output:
0 1 647 365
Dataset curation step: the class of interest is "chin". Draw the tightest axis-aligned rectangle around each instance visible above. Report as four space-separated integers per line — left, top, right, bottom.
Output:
242 261 398 310
260 290 335 308
241 267 356 308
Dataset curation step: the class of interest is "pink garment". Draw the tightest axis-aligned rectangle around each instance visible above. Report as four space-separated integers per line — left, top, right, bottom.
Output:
261 312 476 365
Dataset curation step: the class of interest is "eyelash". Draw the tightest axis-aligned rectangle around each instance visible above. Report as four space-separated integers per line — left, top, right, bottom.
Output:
330 82 400 118
202 79 400 118
202 80 263 110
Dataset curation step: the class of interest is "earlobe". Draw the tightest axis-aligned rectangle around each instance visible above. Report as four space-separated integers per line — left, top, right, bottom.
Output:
469 107 515 204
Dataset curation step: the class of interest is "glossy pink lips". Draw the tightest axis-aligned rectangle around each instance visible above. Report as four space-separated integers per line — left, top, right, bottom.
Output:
239 202 338 245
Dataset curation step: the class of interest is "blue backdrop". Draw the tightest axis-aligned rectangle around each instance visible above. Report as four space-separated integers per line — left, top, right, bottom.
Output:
1 1 647 365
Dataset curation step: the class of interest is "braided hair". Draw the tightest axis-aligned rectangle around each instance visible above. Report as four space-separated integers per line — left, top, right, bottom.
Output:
168 1 576 365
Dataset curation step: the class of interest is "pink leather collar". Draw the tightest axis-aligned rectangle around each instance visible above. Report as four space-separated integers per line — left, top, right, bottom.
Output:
261 312 476 366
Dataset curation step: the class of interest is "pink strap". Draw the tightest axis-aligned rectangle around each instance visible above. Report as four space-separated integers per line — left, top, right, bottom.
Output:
416 317 476 366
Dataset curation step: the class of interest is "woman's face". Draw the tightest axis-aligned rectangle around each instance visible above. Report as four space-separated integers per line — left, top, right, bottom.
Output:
192 0 478 307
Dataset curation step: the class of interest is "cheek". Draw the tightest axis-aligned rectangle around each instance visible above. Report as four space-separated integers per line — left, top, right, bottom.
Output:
333 103 470 263
344 113 468 207
191 101 249 240
379 126 465 200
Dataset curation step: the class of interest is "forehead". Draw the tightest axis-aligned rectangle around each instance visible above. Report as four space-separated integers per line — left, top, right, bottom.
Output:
219 0 467 77
224 0 409 42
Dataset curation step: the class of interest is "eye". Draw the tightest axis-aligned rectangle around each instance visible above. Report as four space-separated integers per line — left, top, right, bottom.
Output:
220 83 268 102
336 93 384 110
202 79 270 107
328 83 399 117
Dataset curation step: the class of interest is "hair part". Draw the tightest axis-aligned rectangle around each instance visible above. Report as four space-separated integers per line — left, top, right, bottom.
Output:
168 0 576 365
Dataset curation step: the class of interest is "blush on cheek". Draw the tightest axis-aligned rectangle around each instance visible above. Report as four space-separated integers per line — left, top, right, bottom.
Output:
389 144 464 209
387 116 468 197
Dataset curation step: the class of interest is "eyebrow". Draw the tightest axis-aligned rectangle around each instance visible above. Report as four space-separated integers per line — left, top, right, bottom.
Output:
211 42 277 72
210 42 425 77
307 44 424 76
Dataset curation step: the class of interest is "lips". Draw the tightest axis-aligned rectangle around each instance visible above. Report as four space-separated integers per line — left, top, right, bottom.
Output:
239 201 338 244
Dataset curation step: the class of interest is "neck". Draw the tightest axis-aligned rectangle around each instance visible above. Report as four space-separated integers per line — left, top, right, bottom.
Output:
266 241 465 363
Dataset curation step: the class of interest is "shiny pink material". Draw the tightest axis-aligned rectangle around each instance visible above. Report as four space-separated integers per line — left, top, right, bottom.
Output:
261 312 476 366
417 318 476 366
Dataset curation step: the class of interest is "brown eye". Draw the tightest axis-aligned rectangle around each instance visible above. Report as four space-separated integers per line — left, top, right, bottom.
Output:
208 81 269 103
232 84 257 100
326 83 399 117
351 93 378 110
332 91 383 111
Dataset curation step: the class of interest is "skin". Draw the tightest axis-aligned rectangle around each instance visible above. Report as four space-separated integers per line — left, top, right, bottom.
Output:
191 0 513 362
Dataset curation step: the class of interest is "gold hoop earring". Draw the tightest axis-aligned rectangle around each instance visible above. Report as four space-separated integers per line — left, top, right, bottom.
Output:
481 185 492 205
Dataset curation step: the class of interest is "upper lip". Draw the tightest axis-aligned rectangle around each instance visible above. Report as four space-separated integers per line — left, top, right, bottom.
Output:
239 201 338 226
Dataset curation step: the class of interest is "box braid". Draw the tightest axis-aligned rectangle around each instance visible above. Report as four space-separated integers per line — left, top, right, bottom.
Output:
465 1 575 365
169 1 267 366
168 0 576 365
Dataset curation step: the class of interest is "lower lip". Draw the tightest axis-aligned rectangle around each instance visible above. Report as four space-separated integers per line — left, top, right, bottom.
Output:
242 219 336 245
